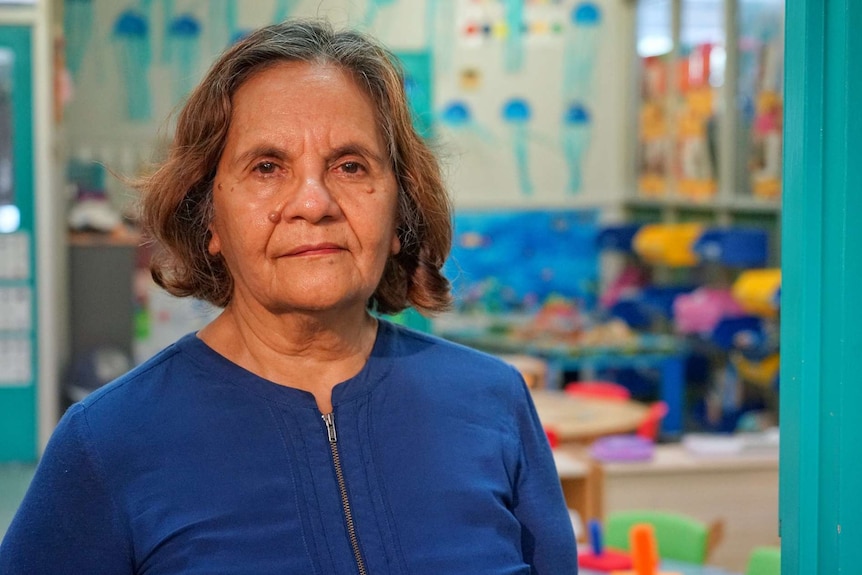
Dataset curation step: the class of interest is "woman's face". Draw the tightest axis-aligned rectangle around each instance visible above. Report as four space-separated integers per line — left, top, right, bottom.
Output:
209 61 400 316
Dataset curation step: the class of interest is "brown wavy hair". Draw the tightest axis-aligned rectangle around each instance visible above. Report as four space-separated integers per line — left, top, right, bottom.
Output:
137 19 452 315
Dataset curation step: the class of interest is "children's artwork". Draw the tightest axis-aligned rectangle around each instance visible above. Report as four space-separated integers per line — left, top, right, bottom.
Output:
167 14 201 104
562 2 601 102
438 99 496 142
502 0 525 72
112 9 152 121
562 102 590 194
501 98 533 195
445 209 599 313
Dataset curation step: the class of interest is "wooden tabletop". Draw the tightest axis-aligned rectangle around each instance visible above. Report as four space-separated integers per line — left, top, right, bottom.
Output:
531 389 650 443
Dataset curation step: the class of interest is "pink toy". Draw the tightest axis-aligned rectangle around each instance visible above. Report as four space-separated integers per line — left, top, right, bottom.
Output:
672 287 744 335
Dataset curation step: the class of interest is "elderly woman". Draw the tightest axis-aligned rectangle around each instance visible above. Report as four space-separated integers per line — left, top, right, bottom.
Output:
0 20 577 574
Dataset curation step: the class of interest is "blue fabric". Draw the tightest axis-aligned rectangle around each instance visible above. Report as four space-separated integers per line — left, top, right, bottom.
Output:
0 320 577 574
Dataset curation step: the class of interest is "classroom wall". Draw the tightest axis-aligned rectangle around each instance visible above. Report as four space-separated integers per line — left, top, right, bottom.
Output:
60 0 631 210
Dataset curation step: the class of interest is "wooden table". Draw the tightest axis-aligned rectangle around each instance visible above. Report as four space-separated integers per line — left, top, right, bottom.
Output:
532 389 650 444
439 326 688 437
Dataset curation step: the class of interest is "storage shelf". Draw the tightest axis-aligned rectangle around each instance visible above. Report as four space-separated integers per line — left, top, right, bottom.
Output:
624 196 781 214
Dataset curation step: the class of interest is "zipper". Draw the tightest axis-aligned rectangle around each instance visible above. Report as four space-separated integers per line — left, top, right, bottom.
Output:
322 412 368 575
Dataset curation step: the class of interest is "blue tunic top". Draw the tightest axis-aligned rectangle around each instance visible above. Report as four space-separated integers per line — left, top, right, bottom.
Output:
0 321 577 574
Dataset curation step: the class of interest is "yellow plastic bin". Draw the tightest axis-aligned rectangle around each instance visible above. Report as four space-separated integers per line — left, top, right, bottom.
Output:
633 223 704 267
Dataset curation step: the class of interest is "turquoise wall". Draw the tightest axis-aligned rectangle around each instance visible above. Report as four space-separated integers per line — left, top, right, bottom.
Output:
781 0 862 572
0 26 37 462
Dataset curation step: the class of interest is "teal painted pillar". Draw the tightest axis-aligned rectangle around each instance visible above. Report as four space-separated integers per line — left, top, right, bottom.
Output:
781 0 862 573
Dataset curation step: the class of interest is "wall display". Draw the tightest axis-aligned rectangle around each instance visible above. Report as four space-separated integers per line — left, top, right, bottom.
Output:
445 209 599 313
63 0 626 211
441 0 621 206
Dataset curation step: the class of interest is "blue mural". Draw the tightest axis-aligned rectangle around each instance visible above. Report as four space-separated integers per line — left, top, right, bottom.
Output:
445 210 599 313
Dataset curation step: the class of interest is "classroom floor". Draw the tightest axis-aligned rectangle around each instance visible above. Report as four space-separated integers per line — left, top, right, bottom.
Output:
0 463 36 539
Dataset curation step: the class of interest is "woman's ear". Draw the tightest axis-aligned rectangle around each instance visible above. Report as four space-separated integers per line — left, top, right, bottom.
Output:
390 232 401 256
208 228 221 256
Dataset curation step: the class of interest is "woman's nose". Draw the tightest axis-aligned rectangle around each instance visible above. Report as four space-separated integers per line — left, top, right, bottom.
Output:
274 174 341 224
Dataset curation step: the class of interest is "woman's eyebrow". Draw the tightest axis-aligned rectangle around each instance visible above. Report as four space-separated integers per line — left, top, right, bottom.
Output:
329 143 386 165
233 145 288 167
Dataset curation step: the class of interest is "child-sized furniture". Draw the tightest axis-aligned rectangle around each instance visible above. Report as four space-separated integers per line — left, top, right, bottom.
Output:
565 380 633 401
605 509 724 565
745 546 780 575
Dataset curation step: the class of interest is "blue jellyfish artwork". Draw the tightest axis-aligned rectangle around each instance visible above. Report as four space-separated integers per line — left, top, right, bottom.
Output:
113 10 151 121
501 98 533 196
438 100 496 143
167 14 201 105
562 102 592 194
64 0 93 79
503 0 525 73
563 2 602 102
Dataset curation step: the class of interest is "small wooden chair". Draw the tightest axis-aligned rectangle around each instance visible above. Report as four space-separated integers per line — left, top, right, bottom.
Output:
604 509 725 565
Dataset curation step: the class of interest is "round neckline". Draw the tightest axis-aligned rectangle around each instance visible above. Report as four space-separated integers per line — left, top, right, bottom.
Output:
175 321 394 410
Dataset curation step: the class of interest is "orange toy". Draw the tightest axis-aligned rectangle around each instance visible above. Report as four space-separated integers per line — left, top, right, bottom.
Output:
611 523 682 575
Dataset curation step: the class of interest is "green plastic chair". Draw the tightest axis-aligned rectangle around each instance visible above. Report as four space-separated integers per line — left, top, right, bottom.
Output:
604 510 721 565
745 546 780 575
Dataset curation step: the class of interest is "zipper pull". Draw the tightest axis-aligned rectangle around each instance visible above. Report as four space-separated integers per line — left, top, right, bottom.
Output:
322 412 337 444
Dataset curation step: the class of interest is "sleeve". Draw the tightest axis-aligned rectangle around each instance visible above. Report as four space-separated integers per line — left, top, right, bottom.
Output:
510 380 579 574
0 404 134 575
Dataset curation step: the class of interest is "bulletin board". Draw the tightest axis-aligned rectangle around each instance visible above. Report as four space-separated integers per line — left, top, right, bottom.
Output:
62 0 628 209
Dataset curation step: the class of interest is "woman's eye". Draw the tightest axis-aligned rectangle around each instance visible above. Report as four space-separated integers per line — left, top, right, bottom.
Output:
255 161 277 174
340 161 364 175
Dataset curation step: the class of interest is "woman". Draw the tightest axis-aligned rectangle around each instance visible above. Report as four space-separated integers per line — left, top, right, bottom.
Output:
0 20 578 574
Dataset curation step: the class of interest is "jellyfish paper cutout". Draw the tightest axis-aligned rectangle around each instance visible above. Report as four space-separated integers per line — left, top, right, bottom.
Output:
562 103 592 194
502 98 533 196
438 100 495 143
167 15 201 105
503 0 525 73
563 2 602 102
64 0 93 79
113 10 152 121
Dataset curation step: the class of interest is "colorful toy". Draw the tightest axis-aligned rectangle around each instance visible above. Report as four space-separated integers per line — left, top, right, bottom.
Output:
732 269 781 318
579 519 633 572
609 523 682 575
632 223 704 267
